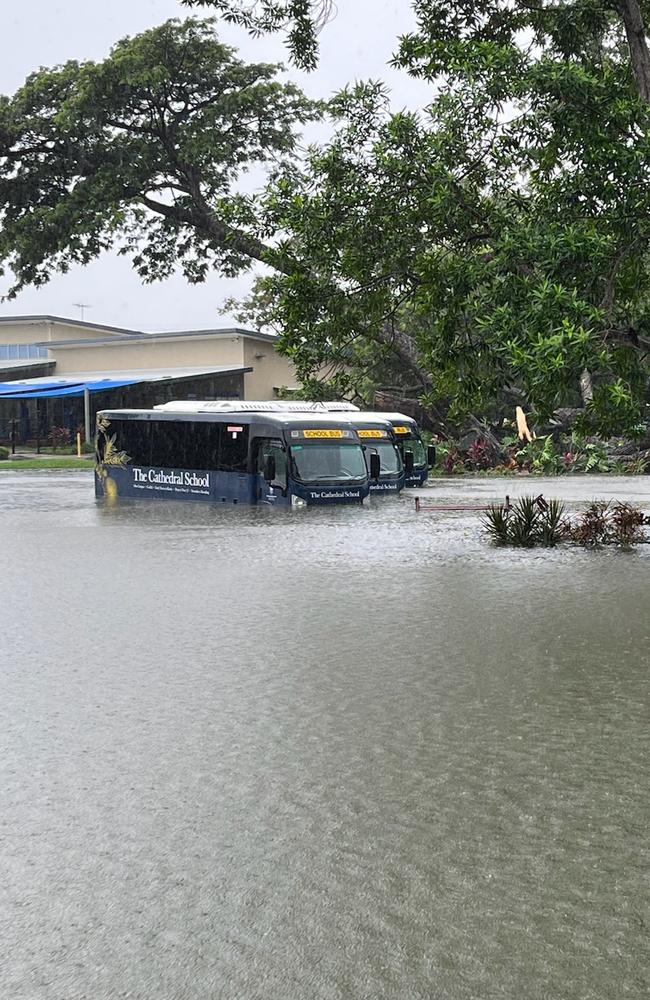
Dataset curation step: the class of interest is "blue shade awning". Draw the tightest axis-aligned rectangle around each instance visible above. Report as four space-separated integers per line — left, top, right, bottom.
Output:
0 378 142 399
0 365 251 400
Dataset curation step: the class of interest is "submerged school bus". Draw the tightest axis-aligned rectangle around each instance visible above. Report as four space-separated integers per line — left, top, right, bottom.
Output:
319 407 435 487
94 403 374 506
242 401 433 489
354 417 404 493
168 401 406 494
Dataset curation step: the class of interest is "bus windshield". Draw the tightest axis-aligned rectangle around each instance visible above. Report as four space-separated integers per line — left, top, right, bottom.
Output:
364 441 402 475
290 443 367 483
399 435 426 466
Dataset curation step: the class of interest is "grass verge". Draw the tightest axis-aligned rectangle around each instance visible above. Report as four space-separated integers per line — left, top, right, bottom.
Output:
0 458 93 470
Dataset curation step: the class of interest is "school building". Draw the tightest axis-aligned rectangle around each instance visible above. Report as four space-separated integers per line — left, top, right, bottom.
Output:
0 315 300 445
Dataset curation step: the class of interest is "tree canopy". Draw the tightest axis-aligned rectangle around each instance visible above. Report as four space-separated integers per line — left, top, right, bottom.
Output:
3 5 650 434
229 0 650 433
0 18 316 297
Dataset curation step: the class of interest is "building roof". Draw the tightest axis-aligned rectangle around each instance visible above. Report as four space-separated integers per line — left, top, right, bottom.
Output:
0 364 251 399
0 358 57 372
36 328 277 349
0 314 140 337
0 314 276 346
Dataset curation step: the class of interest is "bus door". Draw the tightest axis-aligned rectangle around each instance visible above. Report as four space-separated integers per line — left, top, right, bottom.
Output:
255 438 289 504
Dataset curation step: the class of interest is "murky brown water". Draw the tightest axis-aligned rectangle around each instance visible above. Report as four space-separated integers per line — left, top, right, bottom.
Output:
1 472 648 999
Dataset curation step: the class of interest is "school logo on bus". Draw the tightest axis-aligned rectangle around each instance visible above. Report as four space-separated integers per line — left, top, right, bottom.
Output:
132 468 210 488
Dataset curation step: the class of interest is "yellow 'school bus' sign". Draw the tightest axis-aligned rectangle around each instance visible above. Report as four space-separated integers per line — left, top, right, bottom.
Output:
303 429 345 439
392 426 410 435
358 429 386 438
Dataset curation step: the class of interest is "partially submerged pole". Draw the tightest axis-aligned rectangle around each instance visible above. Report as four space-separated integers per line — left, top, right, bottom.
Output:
83 387 91 445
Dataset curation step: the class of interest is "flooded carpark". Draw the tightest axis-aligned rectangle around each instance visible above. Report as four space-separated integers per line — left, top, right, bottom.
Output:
1 471 648 999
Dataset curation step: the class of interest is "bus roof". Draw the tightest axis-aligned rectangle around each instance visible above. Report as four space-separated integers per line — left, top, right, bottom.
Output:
97 407 365 432
345 416 394 431
345 411 418 428
150 401 413 430
153 399 360 413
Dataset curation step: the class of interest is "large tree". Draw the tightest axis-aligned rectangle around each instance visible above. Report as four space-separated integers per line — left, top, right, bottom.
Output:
0 18 316 298
195 1 650 434
3 6 650 433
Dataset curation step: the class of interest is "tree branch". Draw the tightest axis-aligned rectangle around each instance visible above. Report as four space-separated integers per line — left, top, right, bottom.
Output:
139 193 289 271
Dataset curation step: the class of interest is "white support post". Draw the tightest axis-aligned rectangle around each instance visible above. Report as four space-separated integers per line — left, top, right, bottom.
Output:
84 387 91 444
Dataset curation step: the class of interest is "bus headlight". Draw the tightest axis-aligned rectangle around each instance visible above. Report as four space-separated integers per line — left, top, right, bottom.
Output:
291 495 307 507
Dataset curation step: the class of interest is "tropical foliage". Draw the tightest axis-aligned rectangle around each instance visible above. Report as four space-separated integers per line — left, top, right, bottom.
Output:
483 496 648 547
434 429 648 475
241 0 650 434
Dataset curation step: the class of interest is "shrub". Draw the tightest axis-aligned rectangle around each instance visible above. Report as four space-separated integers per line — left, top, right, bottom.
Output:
516 435 565 475
464 438 493 471
441 446 463 474
483 496 648 548
618 457 649 475
569 501 646 547
50 426 71 452
0 445 9 460
567 434 612 473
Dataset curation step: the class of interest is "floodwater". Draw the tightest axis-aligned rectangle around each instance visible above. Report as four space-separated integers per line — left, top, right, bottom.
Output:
1 471 648 1000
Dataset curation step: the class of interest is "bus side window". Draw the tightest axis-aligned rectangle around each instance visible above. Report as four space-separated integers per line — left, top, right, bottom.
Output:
256 439 287 492
109 418 151 466
218 422 249 472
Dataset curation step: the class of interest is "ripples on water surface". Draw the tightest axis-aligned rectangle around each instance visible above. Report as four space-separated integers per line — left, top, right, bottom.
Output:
1 472 648 999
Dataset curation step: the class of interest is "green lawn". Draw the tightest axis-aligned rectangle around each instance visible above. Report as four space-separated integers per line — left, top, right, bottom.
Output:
0 458 93 470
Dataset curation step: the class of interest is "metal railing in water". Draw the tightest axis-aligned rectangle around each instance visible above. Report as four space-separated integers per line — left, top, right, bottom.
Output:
414 495 550 513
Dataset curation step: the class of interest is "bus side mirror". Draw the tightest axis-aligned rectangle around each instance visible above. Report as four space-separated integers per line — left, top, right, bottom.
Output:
427 445 436 468
263 455 276 482
369 453 381 480
404 451 415 475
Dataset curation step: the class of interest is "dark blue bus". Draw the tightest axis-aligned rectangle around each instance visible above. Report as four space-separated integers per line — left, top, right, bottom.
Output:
95 406 373 506
381 414 435 487
349 418 404 493
174 403 405 494
322 408 435 487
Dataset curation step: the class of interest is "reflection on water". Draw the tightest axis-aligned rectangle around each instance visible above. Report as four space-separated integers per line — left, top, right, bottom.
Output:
1 472 648 999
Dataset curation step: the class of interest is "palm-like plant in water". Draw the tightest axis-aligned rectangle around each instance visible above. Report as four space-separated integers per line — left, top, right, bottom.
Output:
482 496 566 547
538 499 568 547
509 496 541 547
482 503 511 545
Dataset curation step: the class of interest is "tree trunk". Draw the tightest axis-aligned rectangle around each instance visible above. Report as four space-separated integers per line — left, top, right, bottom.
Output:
618 0 650 102
376 322 433 393
580 368 594 406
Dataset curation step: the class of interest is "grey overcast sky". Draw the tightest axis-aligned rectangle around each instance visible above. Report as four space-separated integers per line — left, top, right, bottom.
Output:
0 0 432 332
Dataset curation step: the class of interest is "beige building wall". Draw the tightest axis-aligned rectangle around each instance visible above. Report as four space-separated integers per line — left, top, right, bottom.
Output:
51 335 246 374
242 338 298 399
0 316 300 399
0 319 129 345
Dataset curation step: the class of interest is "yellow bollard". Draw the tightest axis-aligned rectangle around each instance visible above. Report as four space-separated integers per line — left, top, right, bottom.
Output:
76 431 82 458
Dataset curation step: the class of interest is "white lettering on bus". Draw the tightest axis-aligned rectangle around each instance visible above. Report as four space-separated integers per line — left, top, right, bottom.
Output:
132 468 210 488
